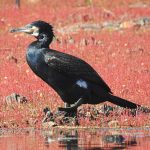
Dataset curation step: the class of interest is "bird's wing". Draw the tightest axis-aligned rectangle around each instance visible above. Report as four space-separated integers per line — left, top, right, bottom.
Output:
44 50 112 93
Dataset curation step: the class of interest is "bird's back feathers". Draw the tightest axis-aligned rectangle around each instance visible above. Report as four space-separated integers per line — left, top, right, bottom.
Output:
44 49 112 94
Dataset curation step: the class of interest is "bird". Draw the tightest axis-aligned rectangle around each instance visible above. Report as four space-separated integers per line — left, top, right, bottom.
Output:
10 20 140 113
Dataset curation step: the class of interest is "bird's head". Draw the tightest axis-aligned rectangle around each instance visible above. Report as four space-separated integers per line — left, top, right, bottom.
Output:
10 20 54 45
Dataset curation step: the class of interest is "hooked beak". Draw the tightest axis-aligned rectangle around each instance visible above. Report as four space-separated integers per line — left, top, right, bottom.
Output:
10 25 39 37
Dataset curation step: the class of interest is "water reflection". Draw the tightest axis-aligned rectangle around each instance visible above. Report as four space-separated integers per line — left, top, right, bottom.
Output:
103 134 125 144
42 128 150 150
58 130 79 150
103 134 137 150
0 128 150 150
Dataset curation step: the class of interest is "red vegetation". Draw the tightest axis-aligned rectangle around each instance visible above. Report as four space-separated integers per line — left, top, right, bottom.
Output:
0 0 150 128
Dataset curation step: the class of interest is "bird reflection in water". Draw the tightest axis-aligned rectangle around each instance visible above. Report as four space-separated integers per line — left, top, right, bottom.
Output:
42 129 138 150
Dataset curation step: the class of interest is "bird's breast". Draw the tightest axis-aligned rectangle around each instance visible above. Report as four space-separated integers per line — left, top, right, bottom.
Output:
26 52 37 66
26 49 43 72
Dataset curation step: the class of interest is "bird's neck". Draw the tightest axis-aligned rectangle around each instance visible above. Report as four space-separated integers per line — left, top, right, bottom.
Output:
35 33 52 48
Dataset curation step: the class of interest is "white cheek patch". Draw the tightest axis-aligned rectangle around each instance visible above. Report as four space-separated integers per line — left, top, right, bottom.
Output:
31 26 39 37
76 79 88 89
32 31 39 37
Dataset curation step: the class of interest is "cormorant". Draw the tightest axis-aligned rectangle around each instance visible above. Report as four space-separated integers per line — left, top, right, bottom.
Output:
10 20 140 112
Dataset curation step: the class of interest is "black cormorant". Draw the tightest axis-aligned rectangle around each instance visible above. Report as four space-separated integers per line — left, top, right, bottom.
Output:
10 20 140 112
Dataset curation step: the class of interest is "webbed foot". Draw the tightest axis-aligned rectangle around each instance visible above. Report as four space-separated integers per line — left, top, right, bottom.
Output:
58 106 76 112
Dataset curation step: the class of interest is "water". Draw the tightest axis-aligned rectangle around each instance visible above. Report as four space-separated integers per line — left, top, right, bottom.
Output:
0 128 150 150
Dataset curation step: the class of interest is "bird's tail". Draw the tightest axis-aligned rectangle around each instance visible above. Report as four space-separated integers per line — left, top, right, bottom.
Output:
108 94 140 109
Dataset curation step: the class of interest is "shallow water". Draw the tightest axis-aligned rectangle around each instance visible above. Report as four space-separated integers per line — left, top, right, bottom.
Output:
0 128 150 150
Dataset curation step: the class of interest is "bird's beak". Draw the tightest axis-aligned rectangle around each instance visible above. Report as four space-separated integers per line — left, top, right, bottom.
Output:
10 26 33 34
10 25 39 36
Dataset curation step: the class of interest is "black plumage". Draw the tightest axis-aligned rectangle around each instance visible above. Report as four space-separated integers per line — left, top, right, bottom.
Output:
10 20 140 112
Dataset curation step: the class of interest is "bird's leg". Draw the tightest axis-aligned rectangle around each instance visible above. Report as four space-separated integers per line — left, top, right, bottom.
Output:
58 98 84 112
58 90 91 113
70 98 84 108
64 103 70 108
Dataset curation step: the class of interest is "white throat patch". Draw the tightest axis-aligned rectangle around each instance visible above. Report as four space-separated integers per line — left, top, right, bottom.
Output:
76 79 88 89
31 30 39 37
31 26 39 37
